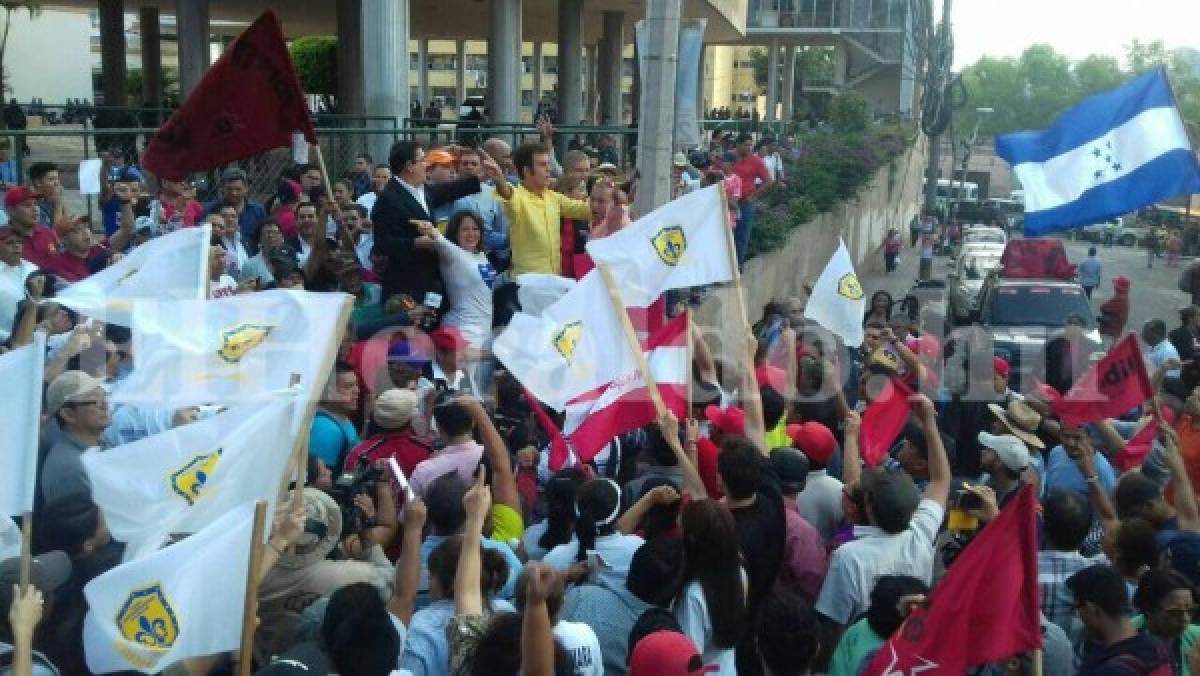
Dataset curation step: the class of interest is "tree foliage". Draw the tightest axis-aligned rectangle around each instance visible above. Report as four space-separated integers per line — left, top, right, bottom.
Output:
289 35 338 98
959 42 1200 139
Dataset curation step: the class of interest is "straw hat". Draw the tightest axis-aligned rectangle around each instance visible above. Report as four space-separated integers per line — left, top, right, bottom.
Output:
987 400 1045 449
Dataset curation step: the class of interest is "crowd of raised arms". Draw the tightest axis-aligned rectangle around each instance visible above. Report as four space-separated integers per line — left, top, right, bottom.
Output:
4 116 1200 676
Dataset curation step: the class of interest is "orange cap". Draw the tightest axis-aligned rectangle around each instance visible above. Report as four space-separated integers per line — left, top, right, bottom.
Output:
426 150 456 167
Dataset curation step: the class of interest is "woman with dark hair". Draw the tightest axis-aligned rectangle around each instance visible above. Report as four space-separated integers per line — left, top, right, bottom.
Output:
269 177 304 239
239 218 290 287
542 479 644 593
1133 568 1200 675
863 290 893 326
523 467 588 561
674 498 746 673
415 211 497 393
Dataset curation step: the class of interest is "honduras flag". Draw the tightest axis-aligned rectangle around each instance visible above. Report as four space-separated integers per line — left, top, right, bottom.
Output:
996 67 1200 237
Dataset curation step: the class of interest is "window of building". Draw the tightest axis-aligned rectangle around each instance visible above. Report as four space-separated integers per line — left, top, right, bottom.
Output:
432 87 457 107
622 57 635 77
543 56 559 74
521 90 534 107
466 55 488 71
429 54 457 71
410 53 419 70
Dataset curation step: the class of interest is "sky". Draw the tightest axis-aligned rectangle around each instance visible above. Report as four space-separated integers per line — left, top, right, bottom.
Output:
950 0 1198 69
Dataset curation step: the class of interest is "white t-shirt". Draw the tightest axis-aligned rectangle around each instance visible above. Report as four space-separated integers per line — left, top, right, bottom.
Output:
674 579 739 674
357 191 379 214
0 258 36 342
432 230 496 349
542 532 645 594
815 498 945 625
554 620 604 676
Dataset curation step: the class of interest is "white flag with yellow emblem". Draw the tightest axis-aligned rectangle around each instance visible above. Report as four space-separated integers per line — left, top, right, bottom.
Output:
112 289 350 409
82 502 255 674
0 332 44 515
55 225 212 326
82 399 294 560
585 184 734 307
494 269 639 410
806 239 867 348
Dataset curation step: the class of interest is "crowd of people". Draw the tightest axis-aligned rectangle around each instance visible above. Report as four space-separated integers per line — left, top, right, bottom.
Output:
4 114 1200 676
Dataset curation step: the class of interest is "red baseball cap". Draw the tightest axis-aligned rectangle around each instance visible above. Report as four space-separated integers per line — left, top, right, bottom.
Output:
4 186 42 209
703 404 745 436
993 356 1010 378
1114 276 1131 292
786 421 837 465
429 326 468 352
629 631 718 676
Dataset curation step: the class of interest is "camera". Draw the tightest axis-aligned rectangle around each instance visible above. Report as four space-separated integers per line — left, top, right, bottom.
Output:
328 457 386 536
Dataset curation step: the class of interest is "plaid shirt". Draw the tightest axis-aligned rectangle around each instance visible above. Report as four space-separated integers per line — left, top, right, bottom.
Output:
1039 549 1107 646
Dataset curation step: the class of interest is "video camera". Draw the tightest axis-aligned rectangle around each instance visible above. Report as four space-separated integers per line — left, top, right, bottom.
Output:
328 456 386 536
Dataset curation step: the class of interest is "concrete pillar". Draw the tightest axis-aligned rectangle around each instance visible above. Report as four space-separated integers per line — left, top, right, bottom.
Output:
417 39 430 109
138 6 161 111
833 39 848 88
781 44 796 124
634 0 680 215
532 41 544 116
598 11 624 125
98 0 127 107
697 44 707 123
898 5 915 116
488 0 522 124
362 0 409 161
557 0 583 128
586 44 599 124
455 40 467 110
176 0 210 98
764 38 780 122
336 0 365 115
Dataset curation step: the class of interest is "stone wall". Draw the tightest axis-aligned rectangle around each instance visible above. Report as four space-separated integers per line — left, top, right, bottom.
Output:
693 133 929 360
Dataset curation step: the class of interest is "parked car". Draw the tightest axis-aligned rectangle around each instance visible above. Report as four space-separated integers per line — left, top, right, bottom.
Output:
948 250 1003 323
970 276 1101 389
962 225 1007 248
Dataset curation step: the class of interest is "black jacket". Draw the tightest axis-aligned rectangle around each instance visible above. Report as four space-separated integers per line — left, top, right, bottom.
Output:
371 176 481 301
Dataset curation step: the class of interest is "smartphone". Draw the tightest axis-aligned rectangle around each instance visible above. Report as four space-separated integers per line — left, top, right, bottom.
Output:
423 291 444 309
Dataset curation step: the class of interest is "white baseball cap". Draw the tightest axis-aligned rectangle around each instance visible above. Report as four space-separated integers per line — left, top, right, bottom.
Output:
978 432 1031 472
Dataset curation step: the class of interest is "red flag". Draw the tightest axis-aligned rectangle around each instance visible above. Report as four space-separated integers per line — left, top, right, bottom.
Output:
864 484 1042 675
143 11 317 180
525 388 572 472
860 376 912 467
998 239 1076 280
563 312 689 463
1115 416 1160 472
1053 334 1154 426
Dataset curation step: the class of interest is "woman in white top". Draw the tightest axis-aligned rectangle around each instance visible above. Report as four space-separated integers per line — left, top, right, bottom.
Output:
415 212 497 394
674 498 746 675
522 467 588 561
542 478 644 594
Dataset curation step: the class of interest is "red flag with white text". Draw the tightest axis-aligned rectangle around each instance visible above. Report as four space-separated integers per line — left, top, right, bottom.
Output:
143 11 317 180
563 311 689 464
864 484 1042 675
1053 333 1154 426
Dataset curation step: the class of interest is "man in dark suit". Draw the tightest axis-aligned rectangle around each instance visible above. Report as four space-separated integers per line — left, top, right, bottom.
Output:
371 140 503 305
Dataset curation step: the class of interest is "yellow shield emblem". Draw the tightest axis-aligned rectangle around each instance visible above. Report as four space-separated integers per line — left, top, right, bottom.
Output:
116 583 180 651
169 449 222 506
651 225 687 266
216 323 274 364
552 321 584 363
837 273 864 300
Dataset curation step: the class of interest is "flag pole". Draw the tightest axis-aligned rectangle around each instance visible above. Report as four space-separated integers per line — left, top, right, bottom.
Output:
685 312 694 416
18 510 32 591
718 181 752 333
1032 649 1043 676
237 500 268 676
289 293 355 512
596 263 668 418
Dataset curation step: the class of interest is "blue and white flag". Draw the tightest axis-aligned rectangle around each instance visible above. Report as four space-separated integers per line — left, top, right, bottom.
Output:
996 67 1200 236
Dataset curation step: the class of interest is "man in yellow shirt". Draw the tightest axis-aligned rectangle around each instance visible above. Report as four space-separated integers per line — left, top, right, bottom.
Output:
490 143 592 276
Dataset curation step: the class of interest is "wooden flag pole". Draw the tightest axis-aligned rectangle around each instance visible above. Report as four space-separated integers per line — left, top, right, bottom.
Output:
1032 649 1044 676
237 500 269 676
596 263 669 419
718 181 752 333
685 312 694 416
18 511 32 591
289 294 355 513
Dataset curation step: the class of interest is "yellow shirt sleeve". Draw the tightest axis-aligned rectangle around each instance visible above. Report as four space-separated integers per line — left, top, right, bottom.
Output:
556 192 594 221
490 503 525 544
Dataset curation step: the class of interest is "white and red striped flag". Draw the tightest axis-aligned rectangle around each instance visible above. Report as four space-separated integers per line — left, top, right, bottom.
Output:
562 311 690 463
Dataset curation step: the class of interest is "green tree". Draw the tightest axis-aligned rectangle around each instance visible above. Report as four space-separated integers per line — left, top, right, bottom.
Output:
289 35 337 109
0 1 41 99
1074 55 1125 98
1016 44 1077 130
126 68 179 106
